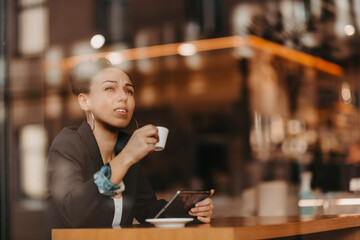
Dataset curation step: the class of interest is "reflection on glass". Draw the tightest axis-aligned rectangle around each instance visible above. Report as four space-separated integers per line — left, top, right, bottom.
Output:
344 24 355 36
250 112 274 161
137 59 154 75
341 81 352 104
20 124 47 199
310 0 322 18
45 46 64 86
106 52 125 65
18 7 48 55
335 0 352 37
19 0 45 8
177 43 197 56
45 95 62 119
281 119 307 157
90 34 105 49
184 54 202 70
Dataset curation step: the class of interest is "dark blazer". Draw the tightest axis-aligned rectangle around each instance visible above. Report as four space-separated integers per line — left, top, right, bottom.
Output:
46 121 166 237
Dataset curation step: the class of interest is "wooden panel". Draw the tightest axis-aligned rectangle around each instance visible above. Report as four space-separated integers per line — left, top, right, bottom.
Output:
52 215 360 240
53 228 235 240
274 227 360 240
303 227 360 240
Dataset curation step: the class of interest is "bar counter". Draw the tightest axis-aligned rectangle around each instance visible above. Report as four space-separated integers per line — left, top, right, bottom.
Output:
52 215 360 240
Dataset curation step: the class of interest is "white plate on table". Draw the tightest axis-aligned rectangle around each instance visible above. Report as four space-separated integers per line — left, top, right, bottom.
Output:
145 218 193 228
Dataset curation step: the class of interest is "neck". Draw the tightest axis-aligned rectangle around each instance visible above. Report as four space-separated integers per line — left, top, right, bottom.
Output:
92 121 120 164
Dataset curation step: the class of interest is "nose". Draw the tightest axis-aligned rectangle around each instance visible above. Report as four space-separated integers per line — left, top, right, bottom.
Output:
117 89 128 102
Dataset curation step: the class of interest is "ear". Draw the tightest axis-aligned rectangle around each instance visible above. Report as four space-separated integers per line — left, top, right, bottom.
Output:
78 93 90 112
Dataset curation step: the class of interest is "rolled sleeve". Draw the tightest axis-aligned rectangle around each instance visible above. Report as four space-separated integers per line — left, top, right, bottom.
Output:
94 163 125 197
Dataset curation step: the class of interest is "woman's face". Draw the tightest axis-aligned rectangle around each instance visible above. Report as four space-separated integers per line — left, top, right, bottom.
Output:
84 68 135 130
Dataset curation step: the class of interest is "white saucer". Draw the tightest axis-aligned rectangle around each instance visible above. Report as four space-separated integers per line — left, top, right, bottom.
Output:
145 218 194 228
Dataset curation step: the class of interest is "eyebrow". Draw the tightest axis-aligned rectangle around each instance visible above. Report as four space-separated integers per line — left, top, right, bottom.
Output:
101 80 135 89
125 83 135 89
101 80 117 85
101 80 134 89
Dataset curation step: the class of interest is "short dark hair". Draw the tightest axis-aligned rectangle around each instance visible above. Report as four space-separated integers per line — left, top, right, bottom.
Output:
69 58 112 96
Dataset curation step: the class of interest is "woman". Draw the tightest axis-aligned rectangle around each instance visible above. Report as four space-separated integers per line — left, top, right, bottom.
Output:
46 58 214 236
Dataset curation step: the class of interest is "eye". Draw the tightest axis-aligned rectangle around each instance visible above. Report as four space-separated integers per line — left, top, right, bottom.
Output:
105 86 114 91
125 89 134 95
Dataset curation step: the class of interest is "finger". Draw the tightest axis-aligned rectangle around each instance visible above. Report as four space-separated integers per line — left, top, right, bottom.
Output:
134 125 159 141
197 216 211 223
209 189 215 197
189 211 213 219
195 198 212 207
146 137 158 145
138 124 156 131
190 205 213 215
189 210 212 218
143 125 159 140
135 124 156 135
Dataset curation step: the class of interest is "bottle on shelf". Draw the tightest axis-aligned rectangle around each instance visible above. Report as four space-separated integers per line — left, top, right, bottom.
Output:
298 171 315 215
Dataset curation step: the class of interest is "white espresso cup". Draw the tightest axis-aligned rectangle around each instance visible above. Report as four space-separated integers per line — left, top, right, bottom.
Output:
155 126 169 151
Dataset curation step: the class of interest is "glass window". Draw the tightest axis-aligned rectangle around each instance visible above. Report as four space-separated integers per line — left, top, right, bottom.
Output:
19 0 45 8
18 7 48 56
19 124 47 199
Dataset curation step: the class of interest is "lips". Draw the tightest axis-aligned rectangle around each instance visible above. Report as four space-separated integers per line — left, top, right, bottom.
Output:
115 108 127 113
114 107 128 116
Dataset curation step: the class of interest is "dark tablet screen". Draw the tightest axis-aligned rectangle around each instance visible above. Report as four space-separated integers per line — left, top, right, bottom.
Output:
154 190 211 218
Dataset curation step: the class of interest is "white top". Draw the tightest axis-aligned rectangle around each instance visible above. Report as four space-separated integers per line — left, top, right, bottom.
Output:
112 197 123 227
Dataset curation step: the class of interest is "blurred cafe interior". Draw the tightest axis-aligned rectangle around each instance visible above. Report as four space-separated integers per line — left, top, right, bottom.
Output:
2 0 360 239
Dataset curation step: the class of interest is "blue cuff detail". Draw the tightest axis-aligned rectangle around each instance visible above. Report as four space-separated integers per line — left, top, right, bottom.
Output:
93 163 125 197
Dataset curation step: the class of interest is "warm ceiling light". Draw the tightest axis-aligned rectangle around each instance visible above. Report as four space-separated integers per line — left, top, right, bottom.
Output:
106 52 124 65
177 43 197 56
344 24 355 36
59 35 343 77
341 82 352 104
90 34 105 49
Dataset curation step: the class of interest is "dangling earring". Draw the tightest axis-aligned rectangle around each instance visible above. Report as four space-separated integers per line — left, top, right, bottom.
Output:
122 117 139 134
87 111 95 131
133 118 139 130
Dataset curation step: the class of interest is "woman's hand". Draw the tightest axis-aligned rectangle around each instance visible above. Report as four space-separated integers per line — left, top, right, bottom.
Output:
110 124 158 185
121 124 159 165
189 189 215 223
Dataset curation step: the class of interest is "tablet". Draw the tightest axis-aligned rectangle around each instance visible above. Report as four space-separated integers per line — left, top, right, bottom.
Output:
154 190 211 218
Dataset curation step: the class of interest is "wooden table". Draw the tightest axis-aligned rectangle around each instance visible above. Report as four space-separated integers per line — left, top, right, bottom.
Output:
52 215 360 240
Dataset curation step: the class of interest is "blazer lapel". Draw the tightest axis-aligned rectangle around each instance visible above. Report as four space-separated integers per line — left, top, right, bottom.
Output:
77 121 104 170
77 122 136 225
114 132 135 225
